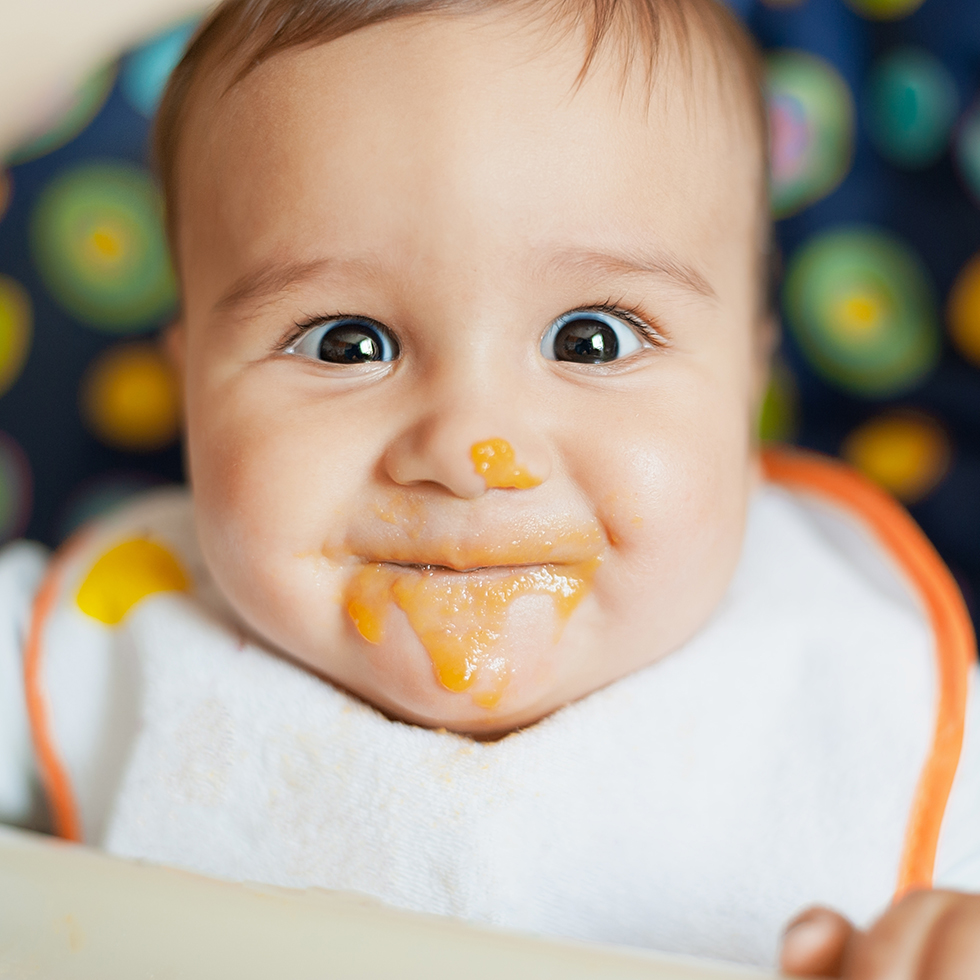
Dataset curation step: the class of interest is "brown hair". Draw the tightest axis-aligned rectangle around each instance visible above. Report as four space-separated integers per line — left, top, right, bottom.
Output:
154 0 770 302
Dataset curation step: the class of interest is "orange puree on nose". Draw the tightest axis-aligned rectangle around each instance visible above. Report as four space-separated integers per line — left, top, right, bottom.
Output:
345 557 599 707
471 438 541 489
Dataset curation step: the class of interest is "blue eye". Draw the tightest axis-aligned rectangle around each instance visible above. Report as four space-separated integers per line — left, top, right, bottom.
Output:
286 317 399 364
540 310 645 364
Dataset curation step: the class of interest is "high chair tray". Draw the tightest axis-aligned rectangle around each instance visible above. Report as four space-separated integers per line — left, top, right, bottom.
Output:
0 824 772 979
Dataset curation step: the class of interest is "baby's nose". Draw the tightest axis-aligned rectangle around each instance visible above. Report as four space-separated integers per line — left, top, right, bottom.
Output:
383 413 552 499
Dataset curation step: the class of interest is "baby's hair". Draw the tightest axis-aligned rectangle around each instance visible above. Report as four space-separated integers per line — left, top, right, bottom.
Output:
154 0 771 311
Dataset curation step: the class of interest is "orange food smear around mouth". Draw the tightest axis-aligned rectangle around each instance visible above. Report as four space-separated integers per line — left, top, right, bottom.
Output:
374 495 426 539
345 564 391 644
344 558 599 708
471 438 542 489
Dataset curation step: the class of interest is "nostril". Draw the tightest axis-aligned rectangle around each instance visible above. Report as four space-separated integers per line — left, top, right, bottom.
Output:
470 438 542 490
382 435 488 499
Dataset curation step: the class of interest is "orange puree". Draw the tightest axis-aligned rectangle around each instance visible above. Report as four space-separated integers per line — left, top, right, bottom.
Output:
471 438 541 489
345 557 600 707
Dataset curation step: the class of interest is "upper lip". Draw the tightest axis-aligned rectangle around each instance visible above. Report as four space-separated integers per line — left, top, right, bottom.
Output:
344 526 606 571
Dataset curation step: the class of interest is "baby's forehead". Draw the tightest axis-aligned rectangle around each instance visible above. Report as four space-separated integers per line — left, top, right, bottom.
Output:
164 1 768 332
159 0 767 239
183 39 752 329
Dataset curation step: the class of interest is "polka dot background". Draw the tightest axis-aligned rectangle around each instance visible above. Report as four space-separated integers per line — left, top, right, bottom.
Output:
747 0 980 623
783 227 940 396
1 1 980 624
0 19 191 553
30 162 175 330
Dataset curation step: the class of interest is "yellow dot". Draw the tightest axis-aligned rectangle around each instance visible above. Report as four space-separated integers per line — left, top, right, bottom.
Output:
83 220 130 270
948 254 980 366
0 277 32 398
842 413 950 504
76 538 189 625
843 0 926 19
758 361 799 443
80 343 180 452
834 290 887 339
89 226 124 261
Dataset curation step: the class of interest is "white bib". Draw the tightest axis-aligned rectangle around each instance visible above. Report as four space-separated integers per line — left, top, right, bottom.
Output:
19 461 980 967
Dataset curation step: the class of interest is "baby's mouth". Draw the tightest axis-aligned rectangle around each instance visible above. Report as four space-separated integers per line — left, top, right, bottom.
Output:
342 532 604 709
379 559 556 576
349 522 608 573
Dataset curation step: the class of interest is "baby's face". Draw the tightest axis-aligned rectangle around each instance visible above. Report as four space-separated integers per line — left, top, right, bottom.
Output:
172 9 766 734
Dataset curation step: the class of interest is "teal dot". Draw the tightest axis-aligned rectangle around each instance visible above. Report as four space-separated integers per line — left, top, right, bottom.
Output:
121 19 198 118
30 163 176 332
784 228 940 397
866 48 958 169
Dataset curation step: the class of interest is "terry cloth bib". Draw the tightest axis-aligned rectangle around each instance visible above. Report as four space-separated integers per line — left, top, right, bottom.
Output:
17 450 978 966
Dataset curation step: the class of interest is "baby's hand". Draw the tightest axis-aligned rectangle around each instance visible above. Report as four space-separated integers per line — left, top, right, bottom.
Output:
780 892 980 979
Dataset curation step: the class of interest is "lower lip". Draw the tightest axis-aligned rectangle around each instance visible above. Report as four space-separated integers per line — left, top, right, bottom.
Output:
344 558 601 708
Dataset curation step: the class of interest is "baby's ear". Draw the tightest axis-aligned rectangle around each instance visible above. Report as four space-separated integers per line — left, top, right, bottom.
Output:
163 320 186 380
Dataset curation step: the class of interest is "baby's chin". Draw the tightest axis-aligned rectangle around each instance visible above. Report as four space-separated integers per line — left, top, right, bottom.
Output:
343 593 582 736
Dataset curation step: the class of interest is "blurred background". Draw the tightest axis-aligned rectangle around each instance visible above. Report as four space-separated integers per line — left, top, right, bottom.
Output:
0 0 979 613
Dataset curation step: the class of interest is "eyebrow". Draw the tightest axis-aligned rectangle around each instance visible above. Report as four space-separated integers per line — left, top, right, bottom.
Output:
542 246 717 301
213 256 381 315
213 243 716 315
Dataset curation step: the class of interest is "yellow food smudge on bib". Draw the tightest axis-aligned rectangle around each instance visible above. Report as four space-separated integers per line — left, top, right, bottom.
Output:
470 438 541 489
76 538 189 625
345 557 599 708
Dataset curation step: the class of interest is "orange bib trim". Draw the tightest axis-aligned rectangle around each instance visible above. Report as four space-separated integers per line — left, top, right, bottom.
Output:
762 447 975 898
23 531 89 842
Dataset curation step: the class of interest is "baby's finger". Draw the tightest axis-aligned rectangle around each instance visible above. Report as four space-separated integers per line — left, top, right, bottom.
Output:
781 907 855 977
846 890 978 980
914 892 980 980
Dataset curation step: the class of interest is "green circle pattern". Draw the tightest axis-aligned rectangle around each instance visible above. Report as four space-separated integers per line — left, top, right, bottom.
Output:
784 228 940 397
30 163 176 331
768 51 854 219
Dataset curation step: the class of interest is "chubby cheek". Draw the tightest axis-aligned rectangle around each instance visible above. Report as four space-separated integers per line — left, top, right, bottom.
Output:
583 372 755 666
184 367 360 655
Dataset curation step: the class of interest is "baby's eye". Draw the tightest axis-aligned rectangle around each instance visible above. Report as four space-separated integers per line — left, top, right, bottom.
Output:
540 310 645 364
285 317 399 364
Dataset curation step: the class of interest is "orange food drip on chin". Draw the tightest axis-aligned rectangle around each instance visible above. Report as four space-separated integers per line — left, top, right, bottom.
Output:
471 438 542 489
344 558 600 708
345 563 391 644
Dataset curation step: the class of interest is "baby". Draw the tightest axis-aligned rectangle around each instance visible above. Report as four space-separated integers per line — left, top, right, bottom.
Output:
2 0 980 973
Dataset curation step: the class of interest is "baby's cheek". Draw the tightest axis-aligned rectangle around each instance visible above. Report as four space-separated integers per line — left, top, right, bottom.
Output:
590 407 751 651
185 388 333 620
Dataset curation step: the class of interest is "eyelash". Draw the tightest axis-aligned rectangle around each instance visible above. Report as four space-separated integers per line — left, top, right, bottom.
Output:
275 312 379 353
274 302 667 352
587 300 667 348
